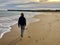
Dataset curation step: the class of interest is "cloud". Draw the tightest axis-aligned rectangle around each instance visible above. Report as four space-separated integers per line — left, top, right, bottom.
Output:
0 0 33 7
0 0 60 10
0 0 36 9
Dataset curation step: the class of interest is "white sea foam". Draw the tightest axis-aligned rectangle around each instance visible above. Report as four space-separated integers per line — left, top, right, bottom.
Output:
0 12 41 39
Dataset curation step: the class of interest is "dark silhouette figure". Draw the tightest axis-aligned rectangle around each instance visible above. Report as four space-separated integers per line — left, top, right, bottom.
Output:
18 13 26 38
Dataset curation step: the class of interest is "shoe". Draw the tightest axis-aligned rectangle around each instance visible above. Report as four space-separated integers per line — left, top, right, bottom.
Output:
21 35 23 38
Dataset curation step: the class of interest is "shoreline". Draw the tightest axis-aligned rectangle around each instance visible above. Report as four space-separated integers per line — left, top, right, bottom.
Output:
0 13 40 39
0 22 17 39
0 12 60 45
0 11 39 39
0 13 40 45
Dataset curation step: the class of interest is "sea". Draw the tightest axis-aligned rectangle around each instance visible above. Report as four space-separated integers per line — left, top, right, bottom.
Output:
0 10 41 39
0 0 60 39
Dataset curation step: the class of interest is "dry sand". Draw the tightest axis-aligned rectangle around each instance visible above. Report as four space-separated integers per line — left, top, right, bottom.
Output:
0 12 60 45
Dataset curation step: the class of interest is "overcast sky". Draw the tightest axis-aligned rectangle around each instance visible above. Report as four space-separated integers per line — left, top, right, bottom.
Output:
0 0 60 10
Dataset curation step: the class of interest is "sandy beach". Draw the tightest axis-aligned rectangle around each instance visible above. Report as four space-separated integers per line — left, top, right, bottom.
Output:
0 12 60 45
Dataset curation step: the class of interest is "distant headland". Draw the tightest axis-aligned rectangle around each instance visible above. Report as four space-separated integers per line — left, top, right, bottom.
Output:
7 9 60 12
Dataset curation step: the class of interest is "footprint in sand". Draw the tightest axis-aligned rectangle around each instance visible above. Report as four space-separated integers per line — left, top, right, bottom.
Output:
26 28 28 30
28 31 31 34
20 38 23 41
35 40 38 43
56 19 60 21
28 30 29 32
28 36 31 38
58 41 60 43
40 37 45 40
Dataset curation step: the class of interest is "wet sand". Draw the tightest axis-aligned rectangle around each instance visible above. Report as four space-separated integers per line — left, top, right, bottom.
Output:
0 12 60 45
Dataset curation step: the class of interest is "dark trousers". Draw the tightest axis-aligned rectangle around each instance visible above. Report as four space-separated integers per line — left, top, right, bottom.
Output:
21 26 25 37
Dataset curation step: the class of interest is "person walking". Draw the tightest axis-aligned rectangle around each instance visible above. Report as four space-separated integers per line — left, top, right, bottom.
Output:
18 13 26 38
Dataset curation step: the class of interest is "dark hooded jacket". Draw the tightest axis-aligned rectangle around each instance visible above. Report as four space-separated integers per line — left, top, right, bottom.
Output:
18 16 26 27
